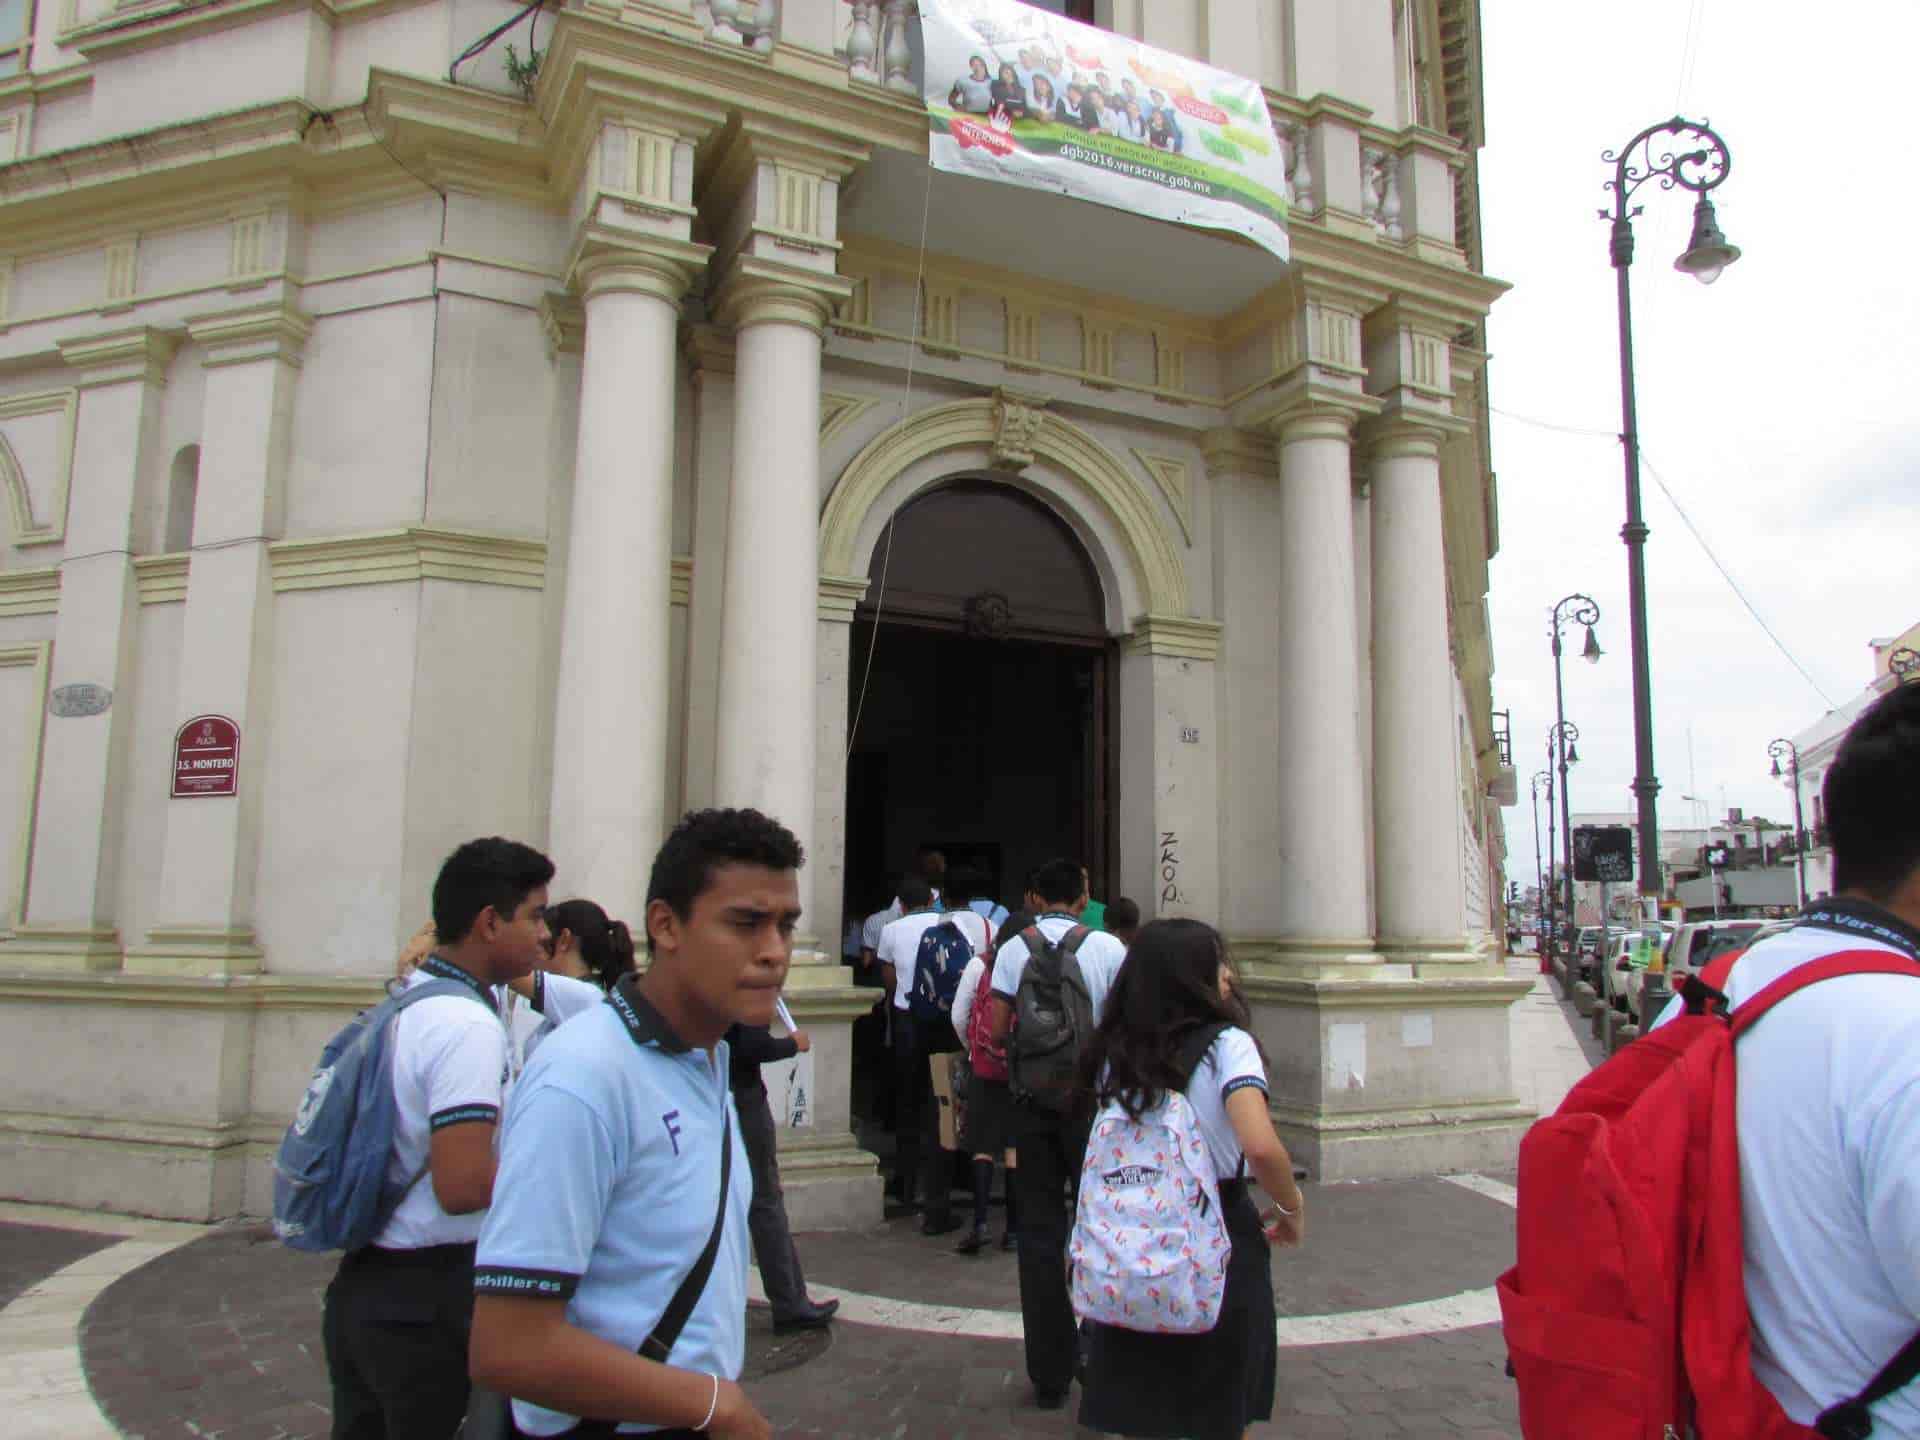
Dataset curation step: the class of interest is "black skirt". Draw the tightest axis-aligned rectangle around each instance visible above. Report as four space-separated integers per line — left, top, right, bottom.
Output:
963 1071 1013 1157
1076 1179 1278 1440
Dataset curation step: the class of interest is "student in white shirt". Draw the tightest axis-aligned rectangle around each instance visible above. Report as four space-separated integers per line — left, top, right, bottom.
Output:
984 857 1131 1410
947 878 1020 1256
471 807 806 1440
1666 682 1920 1434
322 837 554 1440
875 872 960 1233
1074 919 1305 1440
514 900 637 1066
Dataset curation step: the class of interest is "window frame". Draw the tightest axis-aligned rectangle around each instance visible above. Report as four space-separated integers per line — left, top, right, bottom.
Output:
0 0 35 76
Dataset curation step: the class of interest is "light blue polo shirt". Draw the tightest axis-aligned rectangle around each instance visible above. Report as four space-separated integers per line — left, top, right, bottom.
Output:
475 983 750 1437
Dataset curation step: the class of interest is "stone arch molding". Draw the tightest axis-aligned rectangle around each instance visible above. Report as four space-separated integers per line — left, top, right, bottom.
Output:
819 397 1189 621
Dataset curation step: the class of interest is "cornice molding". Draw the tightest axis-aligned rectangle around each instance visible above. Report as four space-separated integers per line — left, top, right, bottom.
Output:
539 293 585 358
1123 613 1222 661
0 569 60 617
1199 427 1278 482
817 572 869 623
56 327 179 388
134 554 190 604
269 528 546 593
186 301 313 368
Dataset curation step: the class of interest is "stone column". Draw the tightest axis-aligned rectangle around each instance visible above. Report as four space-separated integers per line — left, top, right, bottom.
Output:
1369 420 1470 966
548 246 706 926
710 260 849 937
1118 618 1224 924
11 330 176 969
1267 405 1377 972
133 303 309 977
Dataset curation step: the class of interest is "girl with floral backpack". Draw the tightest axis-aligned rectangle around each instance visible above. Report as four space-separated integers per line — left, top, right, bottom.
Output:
1071 919 1307 1440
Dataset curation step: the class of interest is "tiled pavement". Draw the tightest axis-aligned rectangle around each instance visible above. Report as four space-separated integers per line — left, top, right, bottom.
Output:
2 955 1591 1438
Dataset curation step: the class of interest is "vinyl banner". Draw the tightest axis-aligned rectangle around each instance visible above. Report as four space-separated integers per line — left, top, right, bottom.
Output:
919 0 1289 263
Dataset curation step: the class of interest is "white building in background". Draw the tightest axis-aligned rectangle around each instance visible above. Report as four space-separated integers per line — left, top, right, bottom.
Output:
0 0 1523 1224
1784 623 1920 902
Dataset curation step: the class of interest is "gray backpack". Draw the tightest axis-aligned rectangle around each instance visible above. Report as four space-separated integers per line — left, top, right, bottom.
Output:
1009 924 1095 1115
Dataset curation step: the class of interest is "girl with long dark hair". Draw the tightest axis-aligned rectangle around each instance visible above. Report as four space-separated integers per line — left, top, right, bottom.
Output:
1073 918 1306 1440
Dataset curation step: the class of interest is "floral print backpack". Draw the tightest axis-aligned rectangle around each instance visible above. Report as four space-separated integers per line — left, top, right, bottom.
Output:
1070 1022 1233 1334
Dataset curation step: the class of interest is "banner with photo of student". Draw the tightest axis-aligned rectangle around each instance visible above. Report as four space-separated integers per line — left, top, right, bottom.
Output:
918 0 1289 264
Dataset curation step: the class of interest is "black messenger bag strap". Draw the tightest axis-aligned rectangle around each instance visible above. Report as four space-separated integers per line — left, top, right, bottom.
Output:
638 1101 733 1364
1816 1330 1920 1439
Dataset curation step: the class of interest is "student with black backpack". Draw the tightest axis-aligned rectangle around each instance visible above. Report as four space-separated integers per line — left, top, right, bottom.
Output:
984 856 1131 1411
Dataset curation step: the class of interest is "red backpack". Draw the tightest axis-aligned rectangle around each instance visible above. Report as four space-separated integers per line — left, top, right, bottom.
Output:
965 919 1006 1082
1498 950 1920 1439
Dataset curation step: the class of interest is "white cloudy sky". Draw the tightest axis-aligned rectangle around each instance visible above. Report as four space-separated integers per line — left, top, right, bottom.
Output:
1478 0 1919 883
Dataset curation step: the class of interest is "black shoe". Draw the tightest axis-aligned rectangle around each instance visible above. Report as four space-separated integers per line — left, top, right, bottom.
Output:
1034 1386 1069 1411
955 1225 986 1255
1000 1230 1017 1252
920 1214 962 1238
771 1298 839 1334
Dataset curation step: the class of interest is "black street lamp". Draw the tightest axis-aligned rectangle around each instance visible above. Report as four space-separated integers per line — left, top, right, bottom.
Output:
1531 769 1552 953
1768 738 1806 911
1602 117 1739 898
1550 719 1581 961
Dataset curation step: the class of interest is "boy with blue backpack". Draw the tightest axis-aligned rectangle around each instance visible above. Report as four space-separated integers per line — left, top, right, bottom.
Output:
876 870 968 1234
303 837 554 1440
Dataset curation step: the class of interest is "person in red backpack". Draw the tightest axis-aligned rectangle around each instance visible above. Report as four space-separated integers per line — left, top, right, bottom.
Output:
950 893 1028 1255
1705 681 1920 1433
1573 681 1920 1437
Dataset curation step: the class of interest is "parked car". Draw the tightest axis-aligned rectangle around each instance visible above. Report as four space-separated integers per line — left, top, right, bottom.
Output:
1627 918 1771 1016
1603 930 1669 1012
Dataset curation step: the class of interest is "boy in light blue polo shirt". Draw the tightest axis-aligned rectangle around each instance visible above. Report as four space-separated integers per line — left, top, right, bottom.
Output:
473 809 807 1440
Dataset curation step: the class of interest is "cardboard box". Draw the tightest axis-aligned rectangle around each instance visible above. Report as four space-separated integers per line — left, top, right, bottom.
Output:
930 1053 969 1151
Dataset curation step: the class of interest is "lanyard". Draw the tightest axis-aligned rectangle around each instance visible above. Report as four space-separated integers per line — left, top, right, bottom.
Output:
1799 899 1920 964
420 954 498 1013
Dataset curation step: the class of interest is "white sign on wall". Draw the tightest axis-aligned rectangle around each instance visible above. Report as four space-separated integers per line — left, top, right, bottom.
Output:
918 0 1290 263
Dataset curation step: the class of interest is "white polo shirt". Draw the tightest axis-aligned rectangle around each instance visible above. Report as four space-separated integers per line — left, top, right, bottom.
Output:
510 970 607 1071
476 981 750 1437
990 912 1130 1023
375 960 510 1251
878 907 955 1012
1695 918 1920 1433
1184 1028 1268 1182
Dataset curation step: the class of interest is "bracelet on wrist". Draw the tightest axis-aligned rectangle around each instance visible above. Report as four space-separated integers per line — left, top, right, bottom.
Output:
697 1372 719 1431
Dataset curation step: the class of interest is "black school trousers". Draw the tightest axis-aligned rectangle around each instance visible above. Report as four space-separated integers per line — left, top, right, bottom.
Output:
323 1241 476 1440
1010 1104 1089 1396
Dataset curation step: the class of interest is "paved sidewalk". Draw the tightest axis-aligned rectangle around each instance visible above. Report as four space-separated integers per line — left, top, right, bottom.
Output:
0 952 1599 1438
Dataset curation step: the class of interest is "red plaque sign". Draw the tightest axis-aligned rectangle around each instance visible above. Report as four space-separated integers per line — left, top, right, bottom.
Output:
171 714 240 798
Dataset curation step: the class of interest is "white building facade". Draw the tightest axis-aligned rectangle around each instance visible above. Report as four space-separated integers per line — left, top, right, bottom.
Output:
0 0 1524 1224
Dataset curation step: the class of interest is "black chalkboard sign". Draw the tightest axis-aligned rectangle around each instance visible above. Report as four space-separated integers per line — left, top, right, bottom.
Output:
1573 825 1634 883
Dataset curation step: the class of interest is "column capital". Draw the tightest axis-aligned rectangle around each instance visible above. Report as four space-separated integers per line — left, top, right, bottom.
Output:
712 257 853 336
539 293 585 359
818 572 870 623
569 233 711 306
57 326 179 389
1362 410 1469 461
185 301 312 369
1249 375 1382 445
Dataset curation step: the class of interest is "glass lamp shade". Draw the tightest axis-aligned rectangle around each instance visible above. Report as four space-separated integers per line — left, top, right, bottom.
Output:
1675 196 1741 285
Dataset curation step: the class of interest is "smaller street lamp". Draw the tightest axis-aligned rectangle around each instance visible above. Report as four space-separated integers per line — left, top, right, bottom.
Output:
1768 739 1806 911
1550 719 1581 964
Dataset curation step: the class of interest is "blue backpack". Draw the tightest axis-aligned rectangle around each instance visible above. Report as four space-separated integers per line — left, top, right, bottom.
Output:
908 913 976 1025
271 978 488 1252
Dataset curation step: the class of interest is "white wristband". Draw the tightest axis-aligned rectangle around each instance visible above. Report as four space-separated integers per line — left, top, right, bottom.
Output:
1270 1197 1299 1218
697 1372 719 1431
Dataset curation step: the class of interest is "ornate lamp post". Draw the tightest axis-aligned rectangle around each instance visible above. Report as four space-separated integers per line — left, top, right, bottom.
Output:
1531 769 1552 966
1891 647 1920 684
1602 117 1739 897
1550 720 1582 961
1768 738 1806 911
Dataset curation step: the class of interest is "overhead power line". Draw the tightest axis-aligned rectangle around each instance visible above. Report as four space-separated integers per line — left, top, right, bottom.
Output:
1490 404 1839 710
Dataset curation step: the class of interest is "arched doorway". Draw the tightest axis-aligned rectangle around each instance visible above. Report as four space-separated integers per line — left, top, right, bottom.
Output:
842 477 1114 917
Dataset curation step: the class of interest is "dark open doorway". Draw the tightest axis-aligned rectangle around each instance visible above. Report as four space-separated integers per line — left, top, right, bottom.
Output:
843 478 1114 917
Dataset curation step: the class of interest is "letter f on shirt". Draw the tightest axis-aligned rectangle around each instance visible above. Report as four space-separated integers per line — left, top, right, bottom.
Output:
662 1109 683 1156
